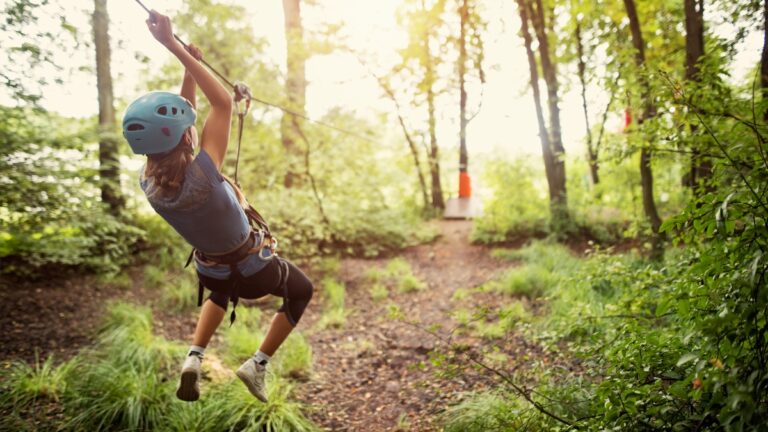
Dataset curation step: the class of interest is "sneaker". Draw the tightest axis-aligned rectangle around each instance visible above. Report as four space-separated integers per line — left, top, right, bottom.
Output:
176 354 201 402
236 359 268 402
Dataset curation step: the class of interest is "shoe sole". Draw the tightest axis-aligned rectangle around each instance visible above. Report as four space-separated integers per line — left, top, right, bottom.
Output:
176 369 200 402
236 369 268 403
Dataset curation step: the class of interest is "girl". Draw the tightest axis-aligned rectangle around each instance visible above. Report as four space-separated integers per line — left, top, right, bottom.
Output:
122 10 313 403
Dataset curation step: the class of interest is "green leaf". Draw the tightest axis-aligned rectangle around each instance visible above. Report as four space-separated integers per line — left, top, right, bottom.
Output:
676 353 698 367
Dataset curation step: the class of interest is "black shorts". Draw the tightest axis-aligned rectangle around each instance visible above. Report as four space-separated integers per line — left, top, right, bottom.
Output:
197 257 313 326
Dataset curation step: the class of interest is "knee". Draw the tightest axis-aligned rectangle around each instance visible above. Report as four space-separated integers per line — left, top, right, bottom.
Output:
208 290 229 310
300 279 314 304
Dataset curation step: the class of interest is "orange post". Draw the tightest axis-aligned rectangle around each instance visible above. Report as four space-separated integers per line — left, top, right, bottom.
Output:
459 172 471 198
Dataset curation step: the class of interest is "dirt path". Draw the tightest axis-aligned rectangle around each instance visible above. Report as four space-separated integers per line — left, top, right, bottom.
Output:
296 220 515 431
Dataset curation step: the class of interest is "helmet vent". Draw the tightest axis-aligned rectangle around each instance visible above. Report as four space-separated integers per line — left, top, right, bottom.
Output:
127 123 145 131
157 106 168 115
172 107 178 115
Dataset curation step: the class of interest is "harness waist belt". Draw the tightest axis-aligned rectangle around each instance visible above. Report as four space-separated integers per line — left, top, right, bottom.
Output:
197 231 256 265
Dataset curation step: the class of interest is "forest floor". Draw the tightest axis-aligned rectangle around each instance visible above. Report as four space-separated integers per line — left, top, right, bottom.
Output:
0 220 572 431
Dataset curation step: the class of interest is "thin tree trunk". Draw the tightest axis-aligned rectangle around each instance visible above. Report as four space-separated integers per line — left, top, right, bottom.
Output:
574 19 598 185
624 0 664 258
379 78 431 210
459 0 469 184
398 114 431 211
684 0 711 192
422 0 444 211
281 0 306 188
516 0 556 210
592 89 616 185
528 0 569 226
426 62 444 210
93 0 122 215
761 0 768 122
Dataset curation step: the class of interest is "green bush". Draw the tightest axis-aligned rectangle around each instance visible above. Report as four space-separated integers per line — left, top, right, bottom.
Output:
472 157 549 243
472 152 688 245
0 107 149 277
486 242 578 300
489 264 557 299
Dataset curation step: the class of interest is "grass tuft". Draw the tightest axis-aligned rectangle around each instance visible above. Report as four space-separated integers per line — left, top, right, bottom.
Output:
0 354 75 412
365 257 426 297
318 277 348 329
441 392 531 432
159 271 199 312
273 333 313 381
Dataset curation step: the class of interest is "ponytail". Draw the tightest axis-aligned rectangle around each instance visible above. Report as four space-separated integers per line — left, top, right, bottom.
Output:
144 129 195 197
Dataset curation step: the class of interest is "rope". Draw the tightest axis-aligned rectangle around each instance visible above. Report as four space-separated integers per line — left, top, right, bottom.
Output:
133 0 381 147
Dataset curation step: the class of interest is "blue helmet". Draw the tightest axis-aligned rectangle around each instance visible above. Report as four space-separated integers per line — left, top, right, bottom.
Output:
122 91 197 155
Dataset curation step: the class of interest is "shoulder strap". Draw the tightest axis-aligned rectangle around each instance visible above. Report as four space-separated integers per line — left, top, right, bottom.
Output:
243 203 271 235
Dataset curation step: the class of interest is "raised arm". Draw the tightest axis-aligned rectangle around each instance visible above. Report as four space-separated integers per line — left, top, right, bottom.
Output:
147 11 232 168
179 44 202 109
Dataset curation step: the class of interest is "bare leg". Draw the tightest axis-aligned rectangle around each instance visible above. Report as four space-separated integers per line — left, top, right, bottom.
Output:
191 299 226 347
258 312 295 356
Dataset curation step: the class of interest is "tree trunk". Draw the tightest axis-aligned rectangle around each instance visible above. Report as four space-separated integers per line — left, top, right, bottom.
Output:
684 0 711 192
459 0 469 183
527 0 569 226
574 19 599 185
281 0 306 188
516 0 556 211
684 0 705 82
422 0 444 211
762 0 768 122
426 60 444 211
93 0 123 215
624 0 664 258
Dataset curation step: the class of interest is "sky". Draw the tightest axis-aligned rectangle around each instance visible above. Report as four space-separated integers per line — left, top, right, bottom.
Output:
3 0 764 170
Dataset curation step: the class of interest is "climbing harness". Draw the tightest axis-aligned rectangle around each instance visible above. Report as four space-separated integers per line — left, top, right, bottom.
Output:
183 190 292 326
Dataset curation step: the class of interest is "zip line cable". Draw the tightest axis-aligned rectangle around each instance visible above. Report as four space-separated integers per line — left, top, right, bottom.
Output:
133 0 381 146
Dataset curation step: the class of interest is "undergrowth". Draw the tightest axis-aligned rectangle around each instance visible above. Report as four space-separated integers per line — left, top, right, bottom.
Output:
0 302 318 431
